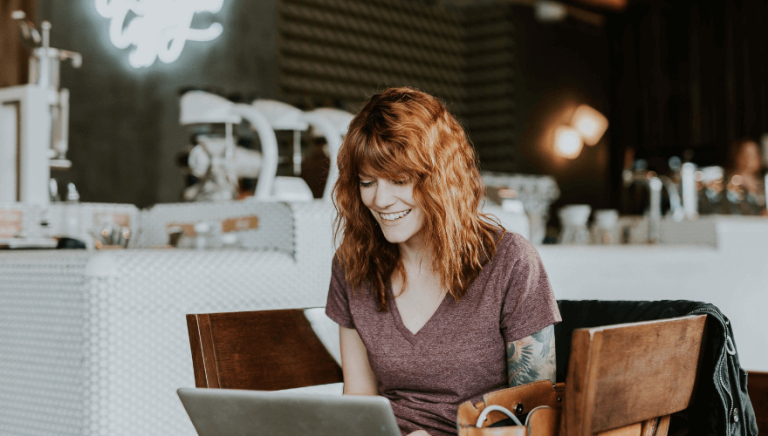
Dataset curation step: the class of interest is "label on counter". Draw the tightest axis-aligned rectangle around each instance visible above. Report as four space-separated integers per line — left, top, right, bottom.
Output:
166 215 259 237
222 216 259 233
0 210 23 238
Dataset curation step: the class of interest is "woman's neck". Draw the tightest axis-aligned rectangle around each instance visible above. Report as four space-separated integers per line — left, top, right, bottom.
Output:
397 232 431 269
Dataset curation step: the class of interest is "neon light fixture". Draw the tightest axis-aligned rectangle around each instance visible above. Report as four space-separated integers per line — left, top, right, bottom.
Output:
95 0 225 68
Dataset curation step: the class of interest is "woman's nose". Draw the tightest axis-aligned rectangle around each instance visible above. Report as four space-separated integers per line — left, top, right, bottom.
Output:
373 180 396 209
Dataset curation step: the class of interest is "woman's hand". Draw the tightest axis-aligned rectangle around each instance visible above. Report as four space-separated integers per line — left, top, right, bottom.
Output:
407 431 431 436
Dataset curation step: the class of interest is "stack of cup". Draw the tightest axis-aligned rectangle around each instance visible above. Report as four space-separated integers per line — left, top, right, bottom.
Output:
591 209 619 245
557 205 591 245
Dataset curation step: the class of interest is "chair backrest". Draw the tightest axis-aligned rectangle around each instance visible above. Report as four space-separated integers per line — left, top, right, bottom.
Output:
186 309 343 390
748 371 768 434
563 314 708 436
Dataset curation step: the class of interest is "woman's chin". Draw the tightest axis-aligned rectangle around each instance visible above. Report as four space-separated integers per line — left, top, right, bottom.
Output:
380 227 425 247
381 232 408 244
380 227 411 244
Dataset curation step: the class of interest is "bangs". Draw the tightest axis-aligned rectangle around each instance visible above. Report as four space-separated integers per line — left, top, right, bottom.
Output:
352 135 420 181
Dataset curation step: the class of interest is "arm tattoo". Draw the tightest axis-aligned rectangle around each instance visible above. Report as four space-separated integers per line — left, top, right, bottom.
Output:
506 324 556 386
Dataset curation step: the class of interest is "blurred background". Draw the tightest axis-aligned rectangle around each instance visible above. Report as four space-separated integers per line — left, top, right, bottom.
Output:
3 0 765 216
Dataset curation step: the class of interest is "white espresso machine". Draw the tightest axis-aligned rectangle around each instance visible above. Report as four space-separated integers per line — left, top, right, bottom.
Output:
0 11 81 204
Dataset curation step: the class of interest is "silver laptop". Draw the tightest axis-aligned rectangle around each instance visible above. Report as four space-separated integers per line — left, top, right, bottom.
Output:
177 387 401 436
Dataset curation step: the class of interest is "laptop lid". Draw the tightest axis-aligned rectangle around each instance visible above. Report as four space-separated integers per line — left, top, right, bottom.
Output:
177 387 401 436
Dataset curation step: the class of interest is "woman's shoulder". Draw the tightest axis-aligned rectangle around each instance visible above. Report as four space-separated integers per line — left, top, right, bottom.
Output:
493 230 540 264
331 254 351 282
330 253 365 293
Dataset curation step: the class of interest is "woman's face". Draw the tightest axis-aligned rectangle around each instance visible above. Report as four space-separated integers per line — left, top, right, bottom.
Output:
359 174 426 248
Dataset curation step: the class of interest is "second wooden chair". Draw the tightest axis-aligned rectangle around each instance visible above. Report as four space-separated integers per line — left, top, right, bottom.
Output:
186 308 343 391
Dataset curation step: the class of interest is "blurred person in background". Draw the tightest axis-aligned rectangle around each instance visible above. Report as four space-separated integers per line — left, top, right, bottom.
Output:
723 138 767 216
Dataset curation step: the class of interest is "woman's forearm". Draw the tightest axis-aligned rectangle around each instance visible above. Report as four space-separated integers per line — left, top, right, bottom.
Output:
339 326 379 395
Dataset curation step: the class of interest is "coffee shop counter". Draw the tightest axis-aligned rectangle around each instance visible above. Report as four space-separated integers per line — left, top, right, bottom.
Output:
0 201 337 436
538 216 768 372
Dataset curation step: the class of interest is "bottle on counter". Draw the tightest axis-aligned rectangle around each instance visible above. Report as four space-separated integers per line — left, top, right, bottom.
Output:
59 183 87 248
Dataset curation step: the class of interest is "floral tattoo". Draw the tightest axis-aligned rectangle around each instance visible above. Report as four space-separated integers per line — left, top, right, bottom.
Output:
506 324 556 386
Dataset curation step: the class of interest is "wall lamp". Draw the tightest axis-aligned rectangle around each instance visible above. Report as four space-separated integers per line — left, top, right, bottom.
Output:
554 104 608 159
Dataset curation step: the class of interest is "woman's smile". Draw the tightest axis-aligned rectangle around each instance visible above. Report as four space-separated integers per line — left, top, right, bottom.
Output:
379 209 412 222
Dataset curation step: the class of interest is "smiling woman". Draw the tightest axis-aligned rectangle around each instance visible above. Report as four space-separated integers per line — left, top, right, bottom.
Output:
326 87 561 436
333 87 498 311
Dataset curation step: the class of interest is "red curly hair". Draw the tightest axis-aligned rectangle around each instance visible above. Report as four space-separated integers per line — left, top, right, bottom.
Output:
332 87 503 311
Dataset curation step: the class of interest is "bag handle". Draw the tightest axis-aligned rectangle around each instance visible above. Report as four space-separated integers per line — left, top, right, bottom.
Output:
475 405 523 428
524 405 552 428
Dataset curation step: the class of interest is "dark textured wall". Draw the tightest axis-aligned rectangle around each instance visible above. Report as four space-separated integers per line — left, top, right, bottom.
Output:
462 4 517 172
278 0 463 107
36 0 279 207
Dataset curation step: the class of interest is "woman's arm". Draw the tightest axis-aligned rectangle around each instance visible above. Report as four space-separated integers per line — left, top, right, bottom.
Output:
506 324 556 386
339 325 378 395
339 327 429 435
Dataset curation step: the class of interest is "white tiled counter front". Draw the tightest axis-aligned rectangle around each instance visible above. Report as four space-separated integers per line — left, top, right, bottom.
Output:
539 216 768 371
0 201 336 436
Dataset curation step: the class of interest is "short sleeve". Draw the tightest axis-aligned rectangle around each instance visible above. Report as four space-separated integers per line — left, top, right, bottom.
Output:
325 257 355 329
499 234 561 343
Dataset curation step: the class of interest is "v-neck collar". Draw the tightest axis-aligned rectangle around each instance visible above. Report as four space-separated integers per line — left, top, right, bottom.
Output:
388 286 451 346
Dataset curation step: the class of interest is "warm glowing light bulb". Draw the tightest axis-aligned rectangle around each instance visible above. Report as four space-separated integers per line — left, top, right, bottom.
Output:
554 126 583 159
575 117 598 137
571 104 609 146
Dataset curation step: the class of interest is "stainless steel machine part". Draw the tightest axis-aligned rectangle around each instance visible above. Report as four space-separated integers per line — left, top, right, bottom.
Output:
0 11 81 204
15 11 81 164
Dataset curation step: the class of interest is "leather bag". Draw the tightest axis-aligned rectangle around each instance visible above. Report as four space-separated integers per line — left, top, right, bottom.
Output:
456 380 565 436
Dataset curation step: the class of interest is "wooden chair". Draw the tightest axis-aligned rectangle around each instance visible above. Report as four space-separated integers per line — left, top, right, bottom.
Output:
186 309 343 390
747 371 768 434
562 314 708 436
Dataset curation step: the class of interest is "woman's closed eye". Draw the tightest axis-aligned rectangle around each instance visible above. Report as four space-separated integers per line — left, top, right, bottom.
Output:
359 178 409 188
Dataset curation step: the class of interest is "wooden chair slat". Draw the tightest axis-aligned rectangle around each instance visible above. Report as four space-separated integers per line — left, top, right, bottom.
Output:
185 314 208 388
564 315 707 436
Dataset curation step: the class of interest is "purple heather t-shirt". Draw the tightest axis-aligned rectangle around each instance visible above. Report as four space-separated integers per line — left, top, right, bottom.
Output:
325 231 561 436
